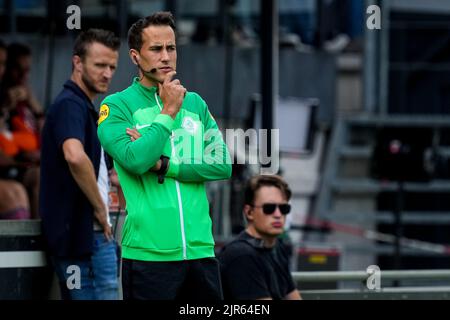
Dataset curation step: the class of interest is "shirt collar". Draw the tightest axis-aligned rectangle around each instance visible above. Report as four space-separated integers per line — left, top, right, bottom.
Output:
63 80 96 112
132 77 158 97
239 231 277 251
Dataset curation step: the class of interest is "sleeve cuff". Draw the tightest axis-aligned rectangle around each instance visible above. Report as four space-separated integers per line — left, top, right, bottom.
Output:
153 114 174 132
166 160 180 178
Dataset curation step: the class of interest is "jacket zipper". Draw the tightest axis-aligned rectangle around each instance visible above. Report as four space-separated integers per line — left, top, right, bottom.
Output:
155 92 187 260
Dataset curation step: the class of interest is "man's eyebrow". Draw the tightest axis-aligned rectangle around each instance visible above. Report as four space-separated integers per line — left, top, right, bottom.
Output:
148 44 163 50
149 43 176 47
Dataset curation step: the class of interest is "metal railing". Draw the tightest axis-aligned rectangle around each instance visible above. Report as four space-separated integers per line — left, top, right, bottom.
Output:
292 270 450 282
292 270 450 300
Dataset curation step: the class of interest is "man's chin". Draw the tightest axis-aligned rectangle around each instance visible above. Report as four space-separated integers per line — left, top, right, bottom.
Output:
144 73 162 85
95 85 109 94
268 228 284 236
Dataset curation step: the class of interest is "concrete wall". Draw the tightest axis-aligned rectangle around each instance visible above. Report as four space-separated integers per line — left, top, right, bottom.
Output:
3 35 337 125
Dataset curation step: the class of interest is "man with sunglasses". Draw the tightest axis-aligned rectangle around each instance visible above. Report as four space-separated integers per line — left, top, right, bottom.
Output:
218 175 302 300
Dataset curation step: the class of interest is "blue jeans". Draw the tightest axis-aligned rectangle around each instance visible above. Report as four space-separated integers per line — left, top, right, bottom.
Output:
51 232 119 300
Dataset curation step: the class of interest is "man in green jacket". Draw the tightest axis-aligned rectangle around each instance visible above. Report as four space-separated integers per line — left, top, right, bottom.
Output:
97 12 232 300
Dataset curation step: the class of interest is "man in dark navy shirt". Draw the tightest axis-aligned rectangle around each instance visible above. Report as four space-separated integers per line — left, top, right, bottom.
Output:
39 29 120 300
219 175 302 300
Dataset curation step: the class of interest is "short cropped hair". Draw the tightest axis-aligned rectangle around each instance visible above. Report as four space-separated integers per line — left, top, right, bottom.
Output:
7 42 31 61
128 11 176 51
2 43 31 86
73 28 120 59
244 175 292 205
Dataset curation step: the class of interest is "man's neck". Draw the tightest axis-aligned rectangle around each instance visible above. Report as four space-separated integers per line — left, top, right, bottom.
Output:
70 74 95 102
139 75 158 89
245 227 277 248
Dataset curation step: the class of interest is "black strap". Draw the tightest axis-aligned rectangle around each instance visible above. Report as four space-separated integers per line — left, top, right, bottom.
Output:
157 155 170 184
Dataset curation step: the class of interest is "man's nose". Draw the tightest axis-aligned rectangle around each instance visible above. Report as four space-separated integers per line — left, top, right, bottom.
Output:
273 207 283 218
103 67 114 79
161 48 170 61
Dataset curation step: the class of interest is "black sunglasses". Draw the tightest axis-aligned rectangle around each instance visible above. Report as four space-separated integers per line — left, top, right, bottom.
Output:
251 203 291 215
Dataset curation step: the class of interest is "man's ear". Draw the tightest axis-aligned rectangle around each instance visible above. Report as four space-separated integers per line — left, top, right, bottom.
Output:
243 204 254 222
129 49 139 65
72 55 82 72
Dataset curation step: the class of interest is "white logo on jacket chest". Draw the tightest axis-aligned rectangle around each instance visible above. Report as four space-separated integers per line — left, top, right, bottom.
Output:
181 117 198 134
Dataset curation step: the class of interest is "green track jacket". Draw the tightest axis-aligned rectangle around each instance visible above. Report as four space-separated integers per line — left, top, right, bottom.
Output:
97 78 232 261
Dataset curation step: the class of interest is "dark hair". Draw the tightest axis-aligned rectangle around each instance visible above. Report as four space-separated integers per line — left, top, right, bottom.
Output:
0 39 6 50
6 42 31 65
244 175 292 205
73 28 120 59
1 42 32 88
128 11 176 51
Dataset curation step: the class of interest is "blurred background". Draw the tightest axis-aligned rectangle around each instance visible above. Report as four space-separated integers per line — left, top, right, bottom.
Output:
2 0 450 299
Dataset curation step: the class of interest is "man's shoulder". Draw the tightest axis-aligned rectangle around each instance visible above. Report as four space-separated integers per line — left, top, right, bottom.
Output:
184 91 205 108
54 81 86 103
185 91 201 99
219 234 260 261
219 239 265 275
224 238 257 252
102 90 125 106
101 85 139 109
55 84 83 102
48 89 85 115
183 92 210 120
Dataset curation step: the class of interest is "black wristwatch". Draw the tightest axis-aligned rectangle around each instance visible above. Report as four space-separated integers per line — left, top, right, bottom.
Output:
157 155 170 184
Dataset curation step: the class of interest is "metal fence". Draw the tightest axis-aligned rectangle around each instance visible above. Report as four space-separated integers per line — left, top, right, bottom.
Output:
292 270 450 300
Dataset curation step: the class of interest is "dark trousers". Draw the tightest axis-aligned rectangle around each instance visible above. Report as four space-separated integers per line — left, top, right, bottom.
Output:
122 258 223 300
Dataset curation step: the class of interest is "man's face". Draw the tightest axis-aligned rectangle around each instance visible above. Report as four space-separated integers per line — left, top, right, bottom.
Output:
79 42 118 95
133 25 177 85
10 55 31 85
246 186 288 238
0 48 6 81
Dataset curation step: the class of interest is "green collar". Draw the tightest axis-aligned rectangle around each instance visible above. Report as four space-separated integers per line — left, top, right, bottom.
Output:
133 77 158 97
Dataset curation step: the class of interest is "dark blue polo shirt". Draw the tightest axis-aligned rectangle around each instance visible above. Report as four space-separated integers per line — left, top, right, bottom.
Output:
40 80 102 258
